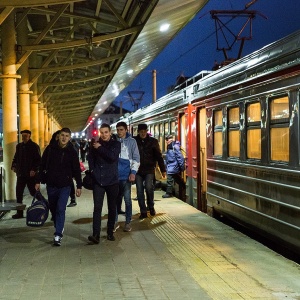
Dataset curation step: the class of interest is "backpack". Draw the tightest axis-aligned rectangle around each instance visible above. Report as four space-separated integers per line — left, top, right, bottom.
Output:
26 192 49 227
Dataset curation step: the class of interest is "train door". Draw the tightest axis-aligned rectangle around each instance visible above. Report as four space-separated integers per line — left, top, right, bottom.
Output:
198 107 207 212
182 104 198 208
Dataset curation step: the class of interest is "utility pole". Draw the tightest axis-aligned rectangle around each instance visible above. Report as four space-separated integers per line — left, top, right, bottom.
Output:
152 69 157 103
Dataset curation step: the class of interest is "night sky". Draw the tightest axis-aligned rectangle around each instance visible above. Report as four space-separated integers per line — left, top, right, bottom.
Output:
114 0 300 112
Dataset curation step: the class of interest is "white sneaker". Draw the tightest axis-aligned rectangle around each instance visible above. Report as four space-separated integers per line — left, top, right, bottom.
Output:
113 223 120 232
53 235 62 246
123 223 132 232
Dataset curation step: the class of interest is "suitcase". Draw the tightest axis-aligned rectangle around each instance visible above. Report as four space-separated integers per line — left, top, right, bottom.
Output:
26 192 49 227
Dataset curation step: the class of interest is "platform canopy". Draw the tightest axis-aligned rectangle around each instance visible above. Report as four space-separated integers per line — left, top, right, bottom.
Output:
0 0 208 131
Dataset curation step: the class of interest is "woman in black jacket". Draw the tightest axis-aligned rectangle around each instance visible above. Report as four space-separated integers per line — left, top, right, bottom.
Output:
87 123 121 244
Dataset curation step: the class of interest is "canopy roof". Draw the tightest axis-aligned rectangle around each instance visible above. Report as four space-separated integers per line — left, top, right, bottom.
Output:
0 0 208 131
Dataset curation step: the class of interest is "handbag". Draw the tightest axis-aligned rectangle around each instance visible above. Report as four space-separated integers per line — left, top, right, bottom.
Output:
26 192 49 227
82 170 94 190
155 165 164 181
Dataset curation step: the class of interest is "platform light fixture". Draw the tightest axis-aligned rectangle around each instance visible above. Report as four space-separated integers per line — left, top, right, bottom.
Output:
160 23 170 32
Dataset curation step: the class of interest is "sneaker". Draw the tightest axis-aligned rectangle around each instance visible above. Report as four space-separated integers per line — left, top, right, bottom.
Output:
53 235 62 246
162 193 173 198
67 201 77 207
88 235 100 244
113 223 120 232
107 234 115 241
123 223 132 232
149 208 156 216
139 213 148 219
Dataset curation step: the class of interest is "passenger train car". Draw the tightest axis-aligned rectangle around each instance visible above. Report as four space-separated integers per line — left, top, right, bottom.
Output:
111 30 300 255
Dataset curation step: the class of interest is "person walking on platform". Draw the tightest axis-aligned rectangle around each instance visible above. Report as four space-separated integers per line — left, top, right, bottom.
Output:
79 139 88 163
88 123 121 244
134 124 166 219
37 128 82 246
67 138 80 207
163 135 186 200
11 129 41 219
114 121 140 233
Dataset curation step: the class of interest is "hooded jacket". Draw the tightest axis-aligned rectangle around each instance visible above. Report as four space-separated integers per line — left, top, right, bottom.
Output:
117 132 140 181
134 134 166 175
165 141 185 174
88 138 121 186
40 140 82 188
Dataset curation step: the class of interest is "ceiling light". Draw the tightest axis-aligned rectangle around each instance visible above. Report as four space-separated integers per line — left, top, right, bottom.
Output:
160 23 170 32
127 69 133 75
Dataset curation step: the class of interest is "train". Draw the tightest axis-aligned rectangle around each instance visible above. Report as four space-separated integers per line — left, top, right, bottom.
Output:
111 29 300 256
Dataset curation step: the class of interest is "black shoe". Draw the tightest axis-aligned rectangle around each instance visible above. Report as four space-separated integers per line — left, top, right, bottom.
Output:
132 197 138 200
118 210 125 215
12 212 24 219
149 208 156 216
67 201 77 207
88 235 100 244
162 193 173 198
139 213 148 219
107 234 115 241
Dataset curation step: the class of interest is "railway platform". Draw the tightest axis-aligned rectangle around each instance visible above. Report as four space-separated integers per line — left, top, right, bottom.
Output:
0 185 300 300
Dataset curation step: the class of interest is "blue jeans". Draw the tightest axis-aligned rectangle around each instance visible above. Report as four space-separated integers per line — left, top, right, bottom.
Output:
116 180 132 224
47 185 71 237
136 173 155 214
92 183 119 237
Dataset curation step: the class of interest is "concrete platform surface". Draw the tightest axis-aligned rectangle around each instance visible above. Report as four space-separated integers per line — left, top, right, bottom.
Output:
0 185 300 300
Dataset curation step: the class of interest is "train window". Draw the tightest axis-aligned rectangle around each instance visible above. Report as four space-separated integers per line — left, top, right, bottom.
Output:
270 96 289 162
229 130 240 157
246 102 261 159
247 129 261 159
157 124 165 146
171 121 176 132
164 123 168 135
214 132 222 156
154 125 159 136
229 107 239 125
214 110 222 126
228 107 240 157
213 110 223 156
247 102 261 122
271 127 289 161
270 96 289 120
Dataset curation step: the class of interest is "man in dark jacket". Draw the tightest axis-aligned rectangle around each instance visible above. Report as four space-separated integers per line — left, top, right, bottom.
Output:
134 124 166 219
163 135 186 200
87 123 121 244
37 128 82 246
11 129 41 219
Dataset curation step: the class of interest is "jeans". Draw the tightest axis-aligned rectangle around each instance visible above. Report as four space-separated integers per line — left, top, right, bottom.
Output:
136 173 155 214
166 173 186 200
92 183 119 237
116 180 132 224
16 175 38 204
47 185 71 237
